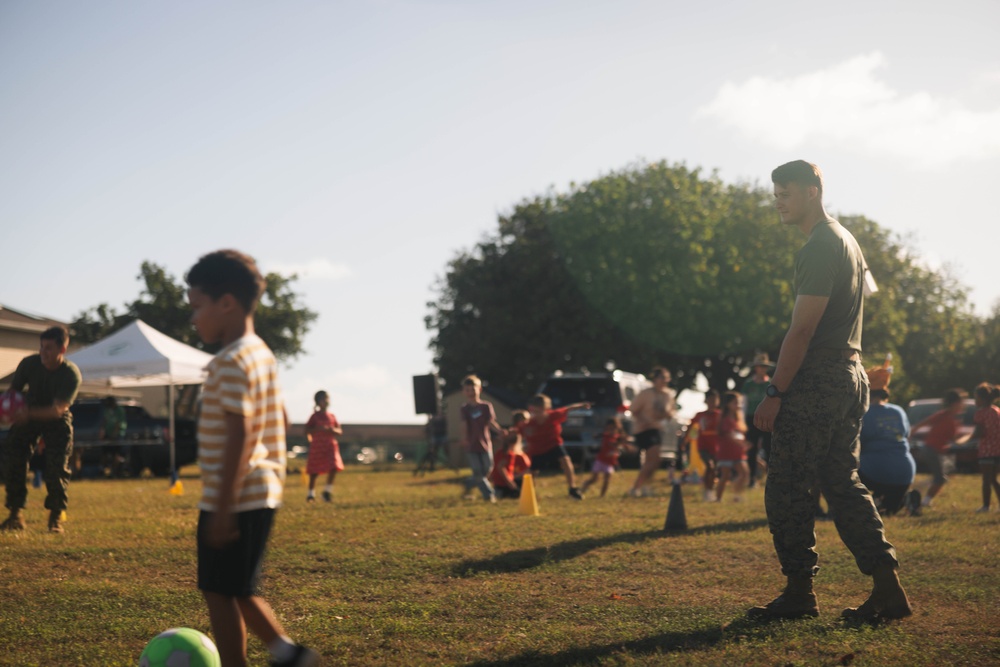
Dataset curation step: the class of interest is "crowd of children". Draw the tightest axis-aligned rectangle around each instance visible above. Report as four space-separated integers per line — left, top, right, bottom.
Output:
306 365 1000 517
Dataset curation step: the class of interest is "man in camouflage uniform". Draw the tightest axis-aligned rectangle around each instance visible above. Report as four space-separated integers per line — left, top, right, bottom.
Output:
749 161 911 622
1 325 82 534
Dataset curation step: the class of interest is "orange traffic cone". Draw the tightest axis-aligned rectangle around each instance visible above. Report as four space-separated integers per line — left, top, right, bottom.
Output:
519 474 540 516
663 481 687 531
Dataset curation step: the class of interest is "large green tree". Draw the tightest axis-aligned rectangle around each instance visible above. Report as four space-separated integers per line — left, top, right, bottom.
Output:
427 161 980 404
71 261 317 363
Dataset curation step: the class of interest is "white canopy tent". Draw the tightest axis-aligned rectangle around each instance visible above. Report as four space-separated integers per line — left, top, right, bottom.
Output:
67 320 213 474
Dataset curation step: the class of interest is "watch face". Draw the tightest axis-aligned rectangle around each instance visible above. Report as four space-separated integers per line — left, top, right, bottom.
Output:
766 385 780 397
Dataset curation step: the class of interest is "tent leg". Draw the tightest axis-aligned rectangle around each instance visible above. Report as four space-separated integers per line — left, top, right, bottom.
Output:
169 383 176 480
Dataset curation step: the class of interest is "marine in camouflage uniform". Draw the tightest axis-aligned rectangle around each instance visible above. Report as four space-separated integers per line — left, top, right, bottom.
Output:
0 326 81 533
750 161 910 622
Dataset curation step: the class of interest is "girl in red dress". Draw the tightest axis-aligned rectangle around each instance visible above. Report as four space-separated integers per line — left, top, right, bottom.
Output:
305 390 344 502
715 391 749 502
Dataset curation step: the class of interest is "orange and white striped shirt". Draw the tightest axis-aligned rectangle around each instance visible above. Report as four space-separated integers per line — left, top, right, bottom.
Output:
198 334 286 512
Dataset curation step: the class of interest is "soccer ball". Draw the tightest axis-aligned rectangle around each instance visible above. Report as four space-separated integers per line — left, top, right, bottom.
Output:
0 391 25 427
138 628 220 667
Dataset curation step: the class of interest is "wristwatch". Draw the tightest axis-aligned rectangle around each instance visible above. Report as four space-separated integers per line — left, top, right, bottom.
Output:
765 384 786 399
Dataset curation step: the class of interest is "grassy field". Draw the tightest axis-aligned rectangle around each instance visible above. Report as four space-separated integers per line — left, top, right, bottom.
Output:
0 465 996 666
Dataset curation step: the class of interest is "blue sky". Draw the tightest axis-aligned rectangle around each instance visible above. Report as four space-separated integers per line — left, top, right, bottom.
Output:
2 1 999 423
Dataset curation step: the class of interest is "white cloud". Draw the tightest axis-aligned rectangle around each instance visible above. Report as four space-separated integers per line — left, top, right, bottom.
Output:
696 52 1000 168
264 258 352 281
282 364 423 424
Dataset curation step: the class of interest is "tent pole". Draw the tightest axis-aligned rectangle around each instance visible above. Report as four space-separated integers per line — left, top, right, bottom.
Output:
169 382 176 477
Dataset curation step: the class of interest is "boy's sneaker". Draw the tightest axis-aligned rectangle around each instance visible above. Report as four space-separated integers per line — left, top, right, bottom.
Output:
322 490 332 503
569 487 584 500
270 644 320 667
975 506 990 513
905 489 922 516
306 494 316 503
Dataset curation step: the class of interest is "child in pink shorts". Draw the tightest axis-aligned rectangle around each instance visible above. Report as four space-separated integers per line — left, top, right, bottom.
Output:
580 417 632 497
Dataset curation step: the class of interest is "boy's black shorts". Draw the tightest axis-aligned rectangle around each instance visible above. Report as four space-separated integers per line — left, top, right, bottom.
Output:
530 445 570 470
197 508 275 597
634 429 662 451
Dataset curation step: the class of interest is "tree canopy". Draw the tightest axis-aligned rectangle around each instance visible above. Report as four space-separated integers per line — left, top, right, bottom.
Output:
426 160 984 404
71 261 317 364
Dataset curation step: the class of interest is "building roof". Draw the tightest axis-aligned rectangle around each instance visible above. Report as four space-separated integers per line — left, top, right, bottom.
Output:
0 304 66 334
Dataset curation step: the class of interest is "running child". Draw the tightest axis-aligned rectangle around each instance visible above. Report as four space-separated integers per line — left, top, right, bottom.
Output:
715 391 749 502
459 375 501 502
490 412 532 499
304 390 344 503
909 388 966 508
580 417 631 497
688 389 721 501
956 382 1000 513
517 394 591 500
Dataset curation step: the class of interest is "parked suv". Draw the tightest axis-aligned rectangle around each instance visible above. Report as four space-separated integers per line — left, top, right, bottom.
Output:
70 399 198 477
535 370 658 469
906 398 978 474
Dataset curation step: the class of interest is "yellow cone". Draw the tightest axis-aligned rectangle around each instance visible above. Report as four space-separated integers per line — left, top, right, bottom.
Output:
518 473 540 516
688 437 705 477
168 479 184 495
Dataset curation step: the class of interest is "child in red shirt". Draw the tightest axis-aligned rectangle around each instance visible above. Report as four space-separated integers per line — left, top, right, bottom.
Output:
688 389 721 501
304 390 344 503
957 383 1000 513
715 391 749 502
517 394 590 500
909 388 966 507
491 411 532 499
580 417 631 497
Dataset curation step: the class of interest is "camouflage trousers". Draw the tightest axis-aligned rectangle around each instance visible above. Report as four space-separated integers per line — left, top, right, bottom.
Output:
766 350 898 577
1 420 73 512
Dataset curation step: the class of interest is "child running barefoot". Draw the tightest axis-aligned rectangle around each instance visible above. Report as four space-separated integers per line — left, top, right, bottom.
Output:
715 391 750 502
957 383 1000 513
304 390 344 503
580 417 631 497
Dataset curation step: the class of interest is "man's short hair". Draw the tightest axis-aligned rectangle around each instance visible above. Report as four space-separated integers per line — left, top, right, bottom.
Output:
185 249 266 314
41 325 69 347
528 394 552 409
771 160 824 196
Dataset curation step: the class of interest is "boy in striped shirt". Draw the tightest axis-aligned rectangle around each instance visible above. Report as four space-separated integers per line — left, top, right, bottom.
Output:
187 250 319 667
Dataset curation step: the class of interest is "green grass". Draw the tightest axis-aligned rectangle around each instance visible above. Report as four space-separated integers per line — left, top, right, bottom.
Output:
0 467 997 666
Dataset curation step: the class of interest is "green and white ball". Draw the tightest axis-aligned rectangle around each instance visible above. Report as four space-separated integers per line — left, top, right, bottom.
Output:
138 628 220 667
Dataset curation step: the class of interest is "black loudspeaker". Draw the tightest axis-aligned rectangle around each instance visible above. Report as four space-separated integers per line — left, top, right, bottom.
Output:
413 374 440 415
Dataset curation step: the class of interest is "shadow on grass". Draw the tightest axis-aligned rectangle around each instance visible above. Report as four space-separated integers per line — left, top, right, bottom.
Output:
464 614 809 667
453 518 769 576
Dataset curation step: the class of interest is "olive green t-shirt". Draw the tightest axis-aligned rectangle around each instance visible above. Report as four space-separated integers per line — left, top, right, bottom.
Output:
794 219 865 352
10 354 82 424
